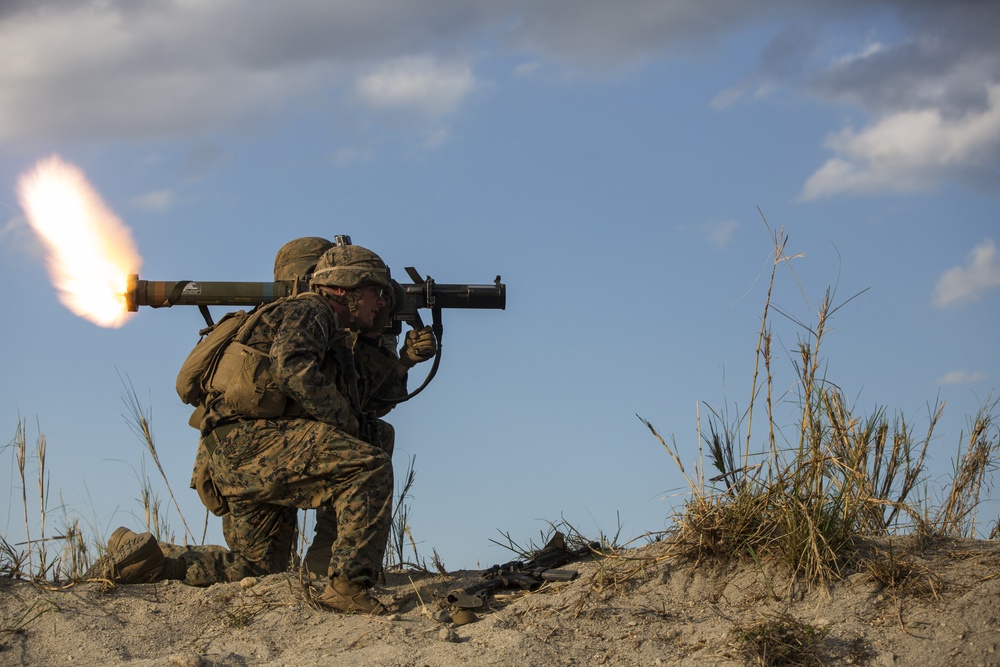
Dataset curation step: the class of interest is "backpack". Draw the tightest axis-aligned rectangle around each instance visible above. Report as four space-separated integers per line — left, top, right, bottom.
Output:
175 300 288 418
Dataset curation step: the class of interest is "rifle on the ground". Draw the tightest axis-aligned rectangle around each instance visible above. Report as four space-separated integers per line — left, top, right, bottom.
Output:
446 533 600 609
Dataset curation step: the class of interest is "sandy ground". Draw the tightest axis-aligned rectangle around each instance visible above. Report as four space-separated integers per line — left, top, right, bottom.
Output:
1 536 998 667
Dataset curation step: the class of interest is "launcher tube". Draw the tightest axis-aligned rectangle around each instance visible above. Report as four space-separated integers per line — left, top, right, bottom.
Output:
125 275 298 311
125 274 506 318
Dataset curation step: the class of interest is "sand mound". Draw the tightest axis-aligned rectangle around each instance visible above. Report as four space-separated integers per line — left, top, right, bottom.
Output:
2 537 997 666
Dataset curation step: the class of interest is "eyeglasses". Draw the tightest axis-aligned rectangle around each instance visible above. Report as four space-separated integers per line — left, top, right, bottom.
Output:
365 286 386 300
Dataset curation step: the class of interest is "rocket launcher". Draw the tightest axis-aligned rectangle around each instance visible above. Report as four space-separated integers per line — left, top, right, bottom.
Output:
125 269 506 403
125 269 505 332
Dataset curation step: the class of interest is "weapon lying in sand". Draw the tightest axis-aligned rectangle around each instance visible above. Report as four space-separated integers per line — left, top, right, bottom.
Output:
446 533 600 609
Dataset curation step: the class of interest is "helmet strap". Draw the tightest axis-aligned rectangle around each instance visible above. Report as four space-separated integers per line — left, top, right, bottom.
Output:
318 286 369 330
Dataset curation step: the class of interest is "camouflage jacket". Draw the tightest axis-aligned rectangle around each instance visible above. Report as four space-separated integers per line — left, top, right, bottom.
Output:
204 292 406 434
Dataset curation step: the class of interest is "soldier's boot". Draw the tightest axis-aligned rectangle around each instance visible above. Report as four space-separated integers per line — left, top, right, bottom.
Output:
106 527 189 580
84 527 166 584
317 577 386 614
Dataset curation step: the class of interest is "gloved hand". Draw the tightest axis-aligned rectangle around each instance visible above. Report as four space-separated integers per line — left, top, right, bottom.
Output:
399 326 436 368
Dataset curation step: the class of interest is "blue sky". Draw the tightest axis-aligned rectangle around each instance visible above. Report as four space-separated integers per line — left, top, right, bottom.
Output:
1 1 998 569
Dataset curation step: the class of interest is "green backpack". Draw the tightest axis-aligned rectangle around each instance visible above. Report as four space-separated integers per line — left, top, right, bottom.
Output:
175 300 289 419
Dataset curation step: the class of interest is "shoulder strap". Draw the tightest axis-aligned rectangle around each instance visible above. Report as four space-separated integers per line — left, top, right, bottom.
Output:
233 298 289 345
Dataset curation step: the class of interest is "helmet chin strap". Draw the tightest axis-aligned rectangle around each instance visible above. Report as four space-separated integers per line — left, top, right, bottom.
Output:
317 288 359 329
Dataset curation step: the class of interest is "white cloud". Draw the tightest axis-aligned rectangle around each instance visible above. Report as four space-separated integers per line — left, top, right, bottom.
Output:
0 0 997 186
939 370 988 385
706 219 738 247
0 2 488 143
710 84 747 111
832 40 886 68
355 57 478 118
800 84 1000 199
132 190 175 212
932 238 1000 307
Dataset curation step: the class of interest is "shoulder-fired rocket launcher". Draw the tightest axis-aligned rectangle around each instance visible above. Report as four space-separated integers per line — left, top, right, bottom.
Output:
125 267 505 332
126 268 504 403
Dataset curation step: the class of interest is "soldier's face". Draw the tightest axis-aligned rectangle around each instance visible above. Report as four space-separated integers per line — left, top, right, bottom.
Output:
354 285 387 329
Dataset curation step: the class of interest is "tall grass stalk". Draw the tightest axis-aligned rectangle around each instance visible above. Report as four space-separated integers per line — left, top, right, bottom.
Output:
7 419 78 580
935 396 999 537
644 226 997 585
15 419 31 578
36 429 48 577
120 374 194 545
385 454 419 571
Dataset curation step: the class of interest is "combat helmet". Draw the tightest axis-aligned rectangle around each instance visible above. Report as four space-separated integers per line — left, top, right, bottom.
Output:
310 243 391 290
274 237 334 281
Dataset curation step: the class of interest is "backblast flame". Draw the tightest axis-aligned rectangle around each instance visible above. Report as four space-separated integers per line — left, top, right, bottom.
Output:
17 156 143 328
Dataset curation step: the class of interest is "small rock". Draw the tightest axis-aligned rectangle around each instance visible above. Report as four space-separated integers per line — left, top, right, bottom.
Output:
239 577 257 589
438 627 460 643
168 653 204 667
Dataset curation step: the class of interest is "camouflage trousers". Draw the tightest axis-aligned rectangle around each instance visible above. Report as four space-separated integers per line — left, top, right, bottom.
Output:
303 419 395 576
163 418 392 587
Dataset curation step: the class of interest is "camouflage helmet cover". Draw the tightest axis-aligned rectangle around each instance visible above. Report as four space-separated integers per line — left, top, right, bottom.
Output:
274 237 334 281
310 244 391 290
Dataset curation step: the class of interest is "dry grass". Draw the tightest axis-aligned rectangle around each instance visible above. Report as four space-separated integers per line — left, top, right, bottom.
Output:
120 374 194 546
731 612 828 667
641 223 999 587
934 398 999 538
384 454 423 572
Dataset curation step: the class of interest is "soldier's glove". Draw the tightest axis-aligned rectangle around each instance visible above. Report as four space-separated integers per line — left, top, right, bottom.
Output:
398 326 437 368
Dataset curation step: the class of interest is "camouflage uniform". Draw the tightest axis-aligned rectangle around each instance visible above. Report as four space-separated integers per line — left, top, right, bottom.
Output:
303 334 404 574
167 292 401 587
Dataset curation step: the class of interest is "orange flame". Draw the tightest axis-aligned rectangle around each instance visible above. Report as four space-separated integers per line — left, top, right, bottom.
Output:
17 156 143 328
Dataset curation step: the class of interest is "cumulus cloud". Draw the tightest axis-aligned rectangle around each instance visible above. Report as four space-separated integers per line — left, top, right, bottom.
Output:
0 1 490 143
355 57 478 117
932 239 1000 307
939 370 987 385
800 85 1000 199
0 0 998 194
711 2 1000 198
0 0 863 144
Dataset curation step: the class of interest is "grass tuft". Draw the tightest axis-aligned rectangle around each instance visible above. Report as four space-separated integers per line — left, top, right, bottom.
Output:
644 223 999 586
732 612 827 667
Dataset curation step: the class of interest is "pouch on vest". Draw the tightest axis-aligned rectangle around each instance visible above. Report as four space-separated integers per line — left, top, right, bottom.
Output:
176 311 250 406
211 341 288 418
